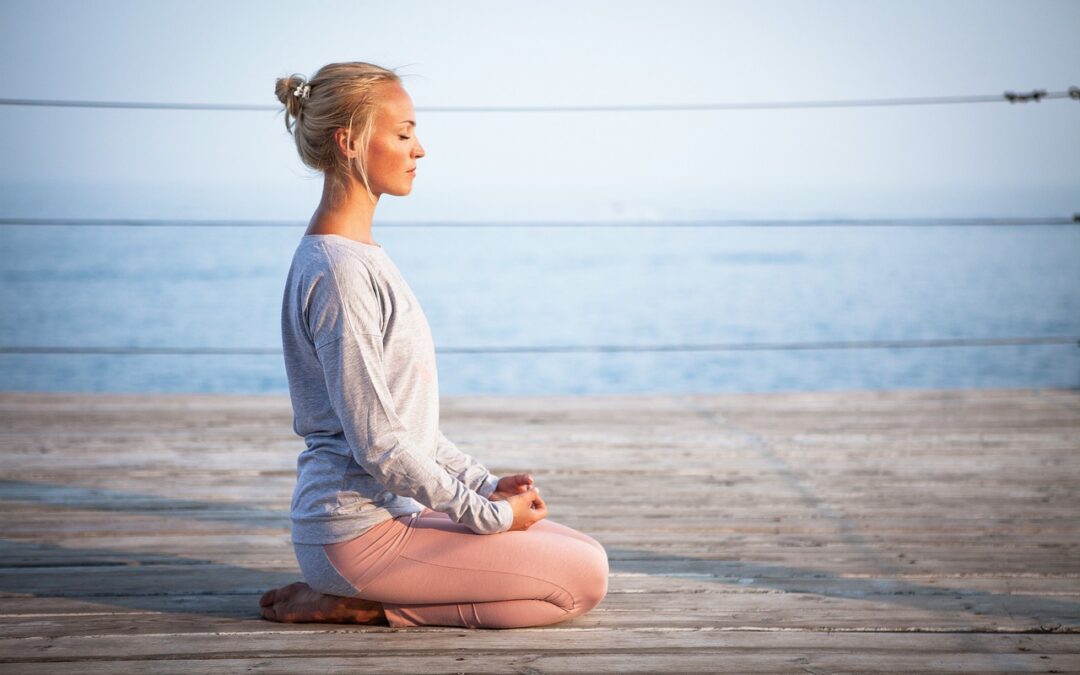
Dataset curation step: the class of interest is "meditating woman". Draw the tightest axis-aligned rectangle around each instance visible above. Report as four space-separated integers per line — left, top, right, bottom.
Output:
258 61 609 629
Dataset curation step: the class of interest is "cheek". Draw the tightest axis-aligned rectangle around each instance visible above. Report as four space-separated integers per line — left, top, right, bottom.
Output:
366 142 388 165
368 139 406 168
367 135 392 158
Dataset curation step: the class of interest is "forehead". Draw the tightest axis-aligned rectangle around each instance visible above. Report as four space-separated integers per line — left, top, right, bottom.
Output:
375 83 415 125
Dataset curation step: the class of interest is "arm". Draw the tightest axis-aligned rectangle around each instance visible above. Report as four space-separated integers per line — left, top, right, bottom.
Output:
317 333 510 533
310 254 512 534
434 430 501 499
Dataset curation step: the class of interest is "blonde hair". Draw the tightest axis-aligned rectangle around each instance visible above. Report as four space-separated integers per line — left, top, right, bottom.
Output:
274 62 402 205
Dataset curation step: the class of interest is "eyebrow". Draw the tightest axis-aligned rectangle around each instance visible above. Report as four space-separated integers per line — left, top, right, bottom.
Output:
398 120 416 128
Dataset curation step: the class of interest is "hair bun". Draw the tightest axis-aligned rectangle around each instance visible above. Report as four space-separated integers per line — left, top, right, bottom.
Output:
275 74 307 115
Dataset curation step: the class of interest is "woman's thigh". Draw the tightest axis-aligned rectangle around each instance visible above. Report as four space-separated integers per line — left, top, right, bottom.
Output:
416 507 603 553
326 510 608 612
528 516 605 553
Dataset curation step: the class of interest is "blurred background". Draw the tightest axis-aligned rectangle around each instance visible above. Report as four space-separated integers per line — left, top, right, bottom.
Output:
0 0 1077 394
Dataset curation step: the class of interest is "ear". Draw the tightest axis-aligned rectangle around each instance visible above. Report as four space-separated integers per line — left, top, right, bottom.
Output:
333 128 356 160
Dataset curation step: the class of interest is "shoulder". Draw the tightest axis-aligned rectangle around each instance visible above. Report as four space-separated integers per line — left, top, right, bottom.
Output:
290 238 389 302
294 238 389 340
301 237 381 281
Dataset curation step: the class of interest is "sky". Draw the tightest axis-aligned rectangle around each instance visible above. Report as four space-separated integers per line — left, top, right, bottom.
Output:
0 0 1077 222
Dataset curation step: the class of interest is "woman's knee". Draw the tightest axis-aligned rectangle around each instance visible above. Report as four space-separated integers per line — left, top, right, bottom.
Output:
571 541 609 612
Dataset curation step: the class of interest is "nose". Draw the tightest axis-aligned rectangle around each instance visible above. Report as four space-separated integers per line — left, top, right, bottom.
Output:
413 137 425 159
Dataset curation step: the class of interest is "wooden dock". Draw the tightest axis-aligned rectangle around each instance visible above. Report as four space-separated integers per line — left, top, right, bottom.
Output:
1 388 1078 673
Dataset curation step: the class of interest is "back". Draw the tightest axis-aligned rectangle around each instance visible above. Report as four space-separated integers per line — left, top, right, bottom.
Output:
280 235 425 544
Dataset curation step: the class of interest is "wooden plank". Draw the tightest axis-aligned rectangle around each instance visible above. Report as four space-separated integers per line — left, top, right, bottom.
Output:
1 543 1078 577
1 630 1078 668
1 587 1077 637
0 648 1078 675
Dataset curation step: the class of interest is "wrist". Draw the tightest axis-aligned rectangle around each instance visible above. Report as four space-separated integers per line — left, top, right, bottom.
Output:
494 499 514 532
479 473 501 499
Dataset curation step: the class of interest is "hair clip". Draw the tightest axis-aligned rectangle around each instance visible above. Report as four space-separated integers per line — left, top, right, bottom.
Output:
293 83 311 100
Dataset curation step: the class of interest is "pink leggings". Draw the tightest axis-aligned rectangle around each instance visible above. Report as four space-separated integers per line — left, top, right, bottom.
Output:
319 508 609 629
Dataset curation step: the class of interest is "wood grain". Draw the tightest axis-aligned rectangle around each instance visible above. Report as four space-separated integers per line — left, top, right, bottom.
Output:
1 389 1078 673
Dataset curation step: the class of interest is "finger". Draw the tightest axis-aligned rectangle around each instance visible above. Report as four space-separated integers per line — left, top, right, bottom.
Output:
509 489 532 504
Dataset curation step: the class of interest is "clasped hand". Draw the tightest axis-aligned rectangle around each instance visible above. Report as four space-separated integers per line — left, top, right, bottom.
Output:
487 473 547 530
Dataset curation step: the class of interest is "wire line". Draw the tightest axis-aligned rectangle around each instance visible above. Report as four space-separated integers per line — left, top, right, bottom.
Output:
2 336 1076 356
1 88 1077 112
1 216 1077 228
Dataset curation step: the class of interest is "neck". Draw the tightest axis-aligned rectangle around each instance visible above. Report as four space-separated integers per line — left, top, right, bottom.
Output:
306 174 380 246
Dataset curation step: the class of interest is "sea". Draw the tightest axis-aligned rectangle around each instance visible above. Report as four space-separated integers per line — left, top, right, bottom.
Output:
1 222 1078 395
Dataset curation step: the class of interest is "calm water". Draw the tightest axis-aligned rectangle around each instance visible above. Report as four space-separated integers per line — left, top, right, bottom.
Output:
1 223 1078 394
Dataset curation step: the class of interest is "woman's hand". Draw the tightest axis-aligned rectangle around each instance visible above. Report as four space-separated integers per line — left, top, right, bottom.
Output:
488 473 534 502
506 486 547 531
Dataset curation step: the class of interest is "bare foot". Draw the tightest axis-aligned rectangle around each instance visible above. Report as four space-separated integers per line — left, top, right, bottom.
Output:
259 581 387 624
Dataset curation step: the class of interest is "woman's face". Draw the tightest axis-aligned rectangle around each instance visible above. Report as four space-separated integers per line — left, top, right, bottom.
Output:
361 82 425 197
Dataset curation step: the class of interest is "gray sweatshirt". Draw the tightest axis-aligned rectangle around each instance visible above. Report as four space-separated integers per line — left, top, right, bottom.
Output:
281 233 513 544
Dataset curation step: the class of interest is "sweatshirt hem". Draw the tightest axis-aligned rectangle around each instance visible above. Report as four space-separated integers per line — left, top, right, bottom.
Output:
290 510 421 545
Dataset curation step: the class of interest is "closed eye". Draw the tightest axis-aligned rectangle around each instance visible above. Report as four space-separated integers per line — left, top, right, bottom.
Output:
399 135 412 140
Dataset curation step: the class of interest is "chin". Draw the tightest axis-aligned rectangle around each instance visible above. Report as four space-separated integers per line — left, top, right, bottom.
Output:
378 183 412 197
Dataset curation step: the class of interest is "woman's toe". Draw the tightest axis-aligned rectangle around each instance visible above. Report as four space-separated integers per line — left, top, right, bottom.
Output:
259 589 277 608
260 603 279 621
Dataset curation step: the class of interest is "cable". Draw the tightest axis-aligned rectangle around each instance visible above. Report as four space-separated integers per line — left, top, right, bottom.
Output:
2 336 1076 356
1 216 1076 228
0 88 1077 112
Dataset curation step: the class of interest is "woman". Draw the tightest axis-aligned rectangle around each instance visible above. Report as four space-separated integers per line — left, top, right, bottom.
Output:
259 62 609 629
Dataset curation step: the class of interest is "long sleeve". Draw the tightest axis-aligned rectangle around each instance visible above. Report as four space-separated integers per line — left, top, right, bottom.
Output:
435 429 501 499
309 249 512 535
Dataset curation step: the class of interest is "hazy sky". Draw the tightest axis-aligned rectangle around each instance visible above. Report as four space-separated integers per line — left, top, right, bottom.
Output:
1 0 1077 221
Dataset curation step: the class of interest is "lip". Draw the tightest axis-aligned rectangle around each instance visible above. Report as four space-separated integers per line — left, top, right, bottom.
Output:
406 168 416 174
